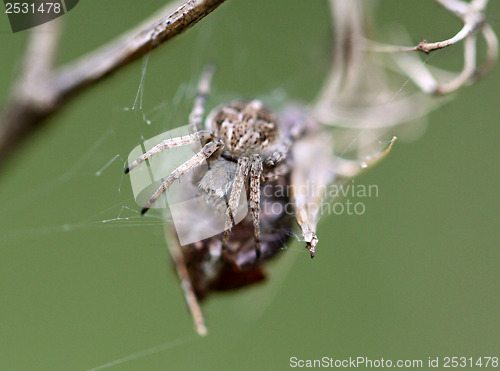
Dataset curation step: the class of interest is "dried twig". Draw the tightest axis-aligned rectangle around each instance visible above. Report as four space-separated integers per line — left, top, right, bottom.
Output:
313 0 441 136
0 0 228 171
368 0 497 95
313 0 496 162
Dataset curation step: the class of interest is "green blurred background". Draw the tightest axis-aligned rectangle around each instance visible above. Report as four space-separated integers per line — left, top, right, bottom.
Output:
1 1 499 370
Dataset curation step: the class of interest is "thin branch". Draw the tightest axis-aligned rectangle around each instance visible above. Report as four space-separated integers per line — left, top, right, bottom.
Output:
436 32 477 94
474 23 499 80
435 0 469 15
0 20 62 168
0 0 228 171
53 0 226 97
367 0 495 95
369 0 487 54
164 225 207 336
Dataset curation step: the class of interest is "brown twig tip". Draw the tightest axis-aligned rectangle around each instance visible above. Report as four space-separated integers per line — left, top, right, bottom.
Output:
306 234 318 259
416 40 431 54
141 207 149 215
0 0 229 171
124 166 130 174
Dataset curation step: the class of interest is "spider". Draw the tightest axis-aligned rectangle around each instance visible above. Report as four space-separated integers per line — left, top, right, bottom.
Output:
125 65 315 259
124 66 395 335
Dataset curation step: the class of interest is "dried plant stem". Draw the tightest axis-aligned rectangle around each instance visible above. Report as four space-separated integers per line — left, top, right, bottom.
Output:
367 0 497 95
0 0 228 171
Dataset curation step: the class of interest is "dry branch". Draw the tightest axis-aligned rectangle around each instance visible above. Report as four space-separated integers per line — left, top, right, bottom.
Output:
368 0 497 95
0 0 228 171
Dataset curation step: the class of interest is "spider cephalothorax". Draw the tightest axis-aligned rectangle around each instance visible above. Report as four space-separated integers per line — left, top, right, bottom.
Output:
207 100 279 156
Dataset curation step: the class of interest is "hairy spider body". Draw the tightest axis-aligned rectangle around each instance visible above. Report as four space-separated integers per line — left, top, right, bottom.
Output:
125 66 356 335
207 100 279 156
125 66 300 258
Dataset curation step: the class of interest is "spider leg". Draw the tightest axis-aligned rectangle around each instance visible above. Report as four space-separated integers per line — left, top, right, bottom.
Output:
189 64 215 132
164 225 207 336
264 138 292 167
261 162 289 182
222 157 250 245
125 131 214 173
249 155 263 258
141 139 224 214
264 111 308 168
